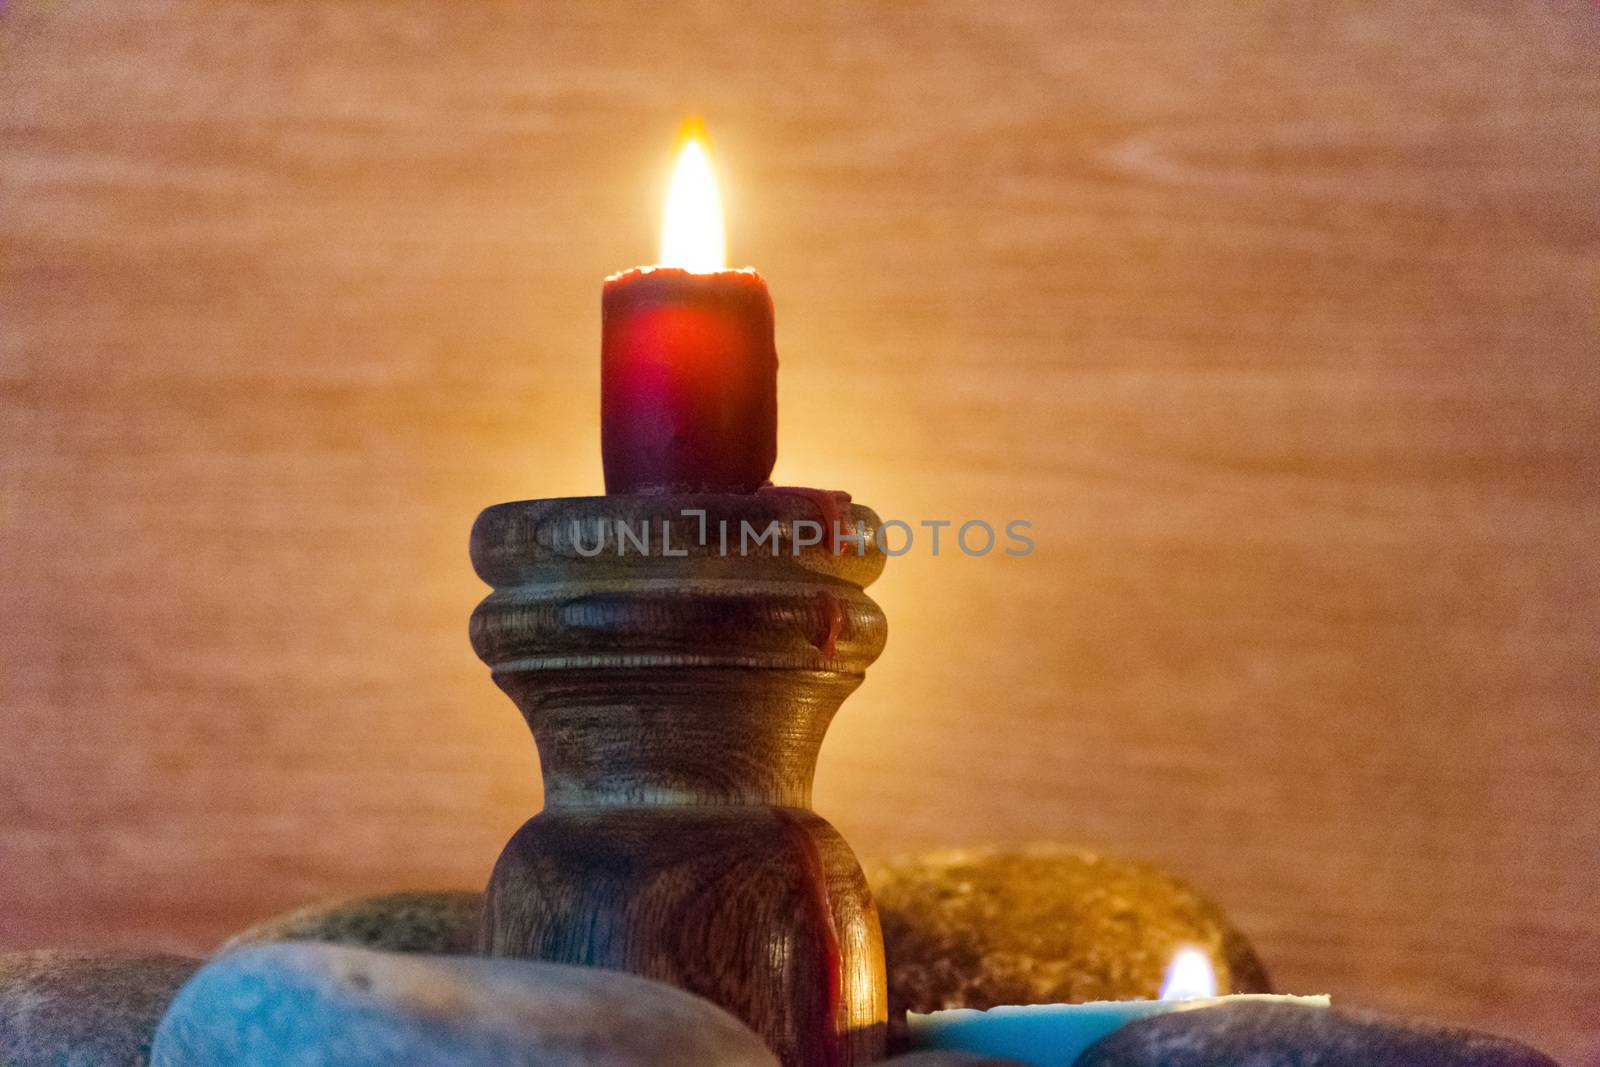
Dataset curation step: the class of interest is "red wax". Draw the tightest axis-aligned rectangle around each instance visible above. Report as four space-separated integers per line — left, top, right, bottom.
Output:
601 267 778 494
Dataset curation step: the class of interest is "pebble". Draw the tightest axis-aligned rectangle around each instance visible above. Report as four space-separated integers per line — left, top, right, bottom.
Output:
220 889 483 955
0 950 200 1067
867 846 1269 1031
151 941 779 1067
1072 1001 1558 1067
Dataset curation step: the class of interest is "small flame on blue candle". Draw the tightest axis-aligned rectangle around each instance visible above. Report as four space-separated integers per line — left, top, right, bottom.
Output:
1159 947 1218 1001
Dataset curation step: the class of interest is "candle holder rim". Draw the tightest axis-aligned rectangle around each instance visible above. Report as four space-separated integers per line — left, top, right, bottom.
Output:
470 493 888 590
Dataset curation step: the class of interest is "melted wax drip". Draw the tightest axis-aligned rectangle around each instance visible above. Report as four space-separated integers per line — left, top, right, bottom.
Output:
758 484 854 555
816 591 844 660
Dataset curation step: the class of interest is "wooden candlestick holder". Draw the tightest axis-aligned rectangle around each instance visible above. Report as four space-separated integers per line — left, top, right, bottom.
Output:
470 492 889 1067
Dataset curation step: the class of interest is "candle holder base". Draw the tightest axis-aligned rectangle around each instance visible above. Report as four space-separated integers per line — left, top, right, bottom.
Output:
470 494 890 1067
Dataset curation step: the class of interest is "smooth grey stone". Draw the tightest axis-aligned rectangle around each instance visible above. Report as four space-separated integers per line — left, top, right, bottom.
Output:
0 950 200 1067
220 889 483 955
1072 1002 1558 1067
151 942 779 1067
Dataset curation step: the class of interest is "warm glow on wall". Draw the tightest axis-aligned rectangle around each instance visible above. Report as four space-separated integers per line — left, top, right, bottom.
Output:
658 122 726 273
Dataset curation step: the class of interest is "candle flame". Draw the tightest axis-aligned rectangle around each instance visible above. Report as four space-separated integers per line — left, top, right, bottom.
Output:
1159 948 1218 1001
659 121 726 273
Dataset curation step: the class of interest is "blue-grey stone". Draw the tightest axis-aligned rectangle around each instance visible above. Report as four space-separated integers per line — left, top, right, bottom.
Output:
220 890 482 955
151 942 778 1067
1071 1002 1557 1067
0 950 200 1067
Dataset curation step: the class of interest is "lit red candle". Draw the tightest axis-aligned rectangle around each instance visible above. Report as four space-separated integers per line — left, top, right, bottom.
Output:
602 125 778 495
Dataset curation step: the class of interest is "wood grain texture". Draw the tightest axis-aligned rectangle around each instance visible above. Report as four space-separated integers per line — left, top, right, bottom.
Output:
474 495 890 1066
1 1 1596 1061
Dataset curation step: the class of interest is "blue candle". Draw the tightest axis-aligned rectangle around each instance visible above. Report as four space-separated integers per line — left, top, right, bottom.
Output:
906 949 1330 1067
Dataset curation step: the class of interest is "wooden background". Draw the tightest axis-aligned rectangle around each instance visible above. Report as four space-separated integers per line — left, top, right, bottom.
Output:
2 2 1597 1061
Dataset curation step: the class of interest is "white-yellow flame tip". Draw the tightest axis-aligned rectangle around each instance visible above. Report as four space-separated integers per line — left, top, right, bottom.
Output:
659 132 726 273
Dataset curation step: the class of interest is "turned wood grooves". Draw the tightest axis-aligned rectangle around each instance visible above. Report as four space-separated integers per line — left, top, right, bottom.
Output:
471 494 889 1067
